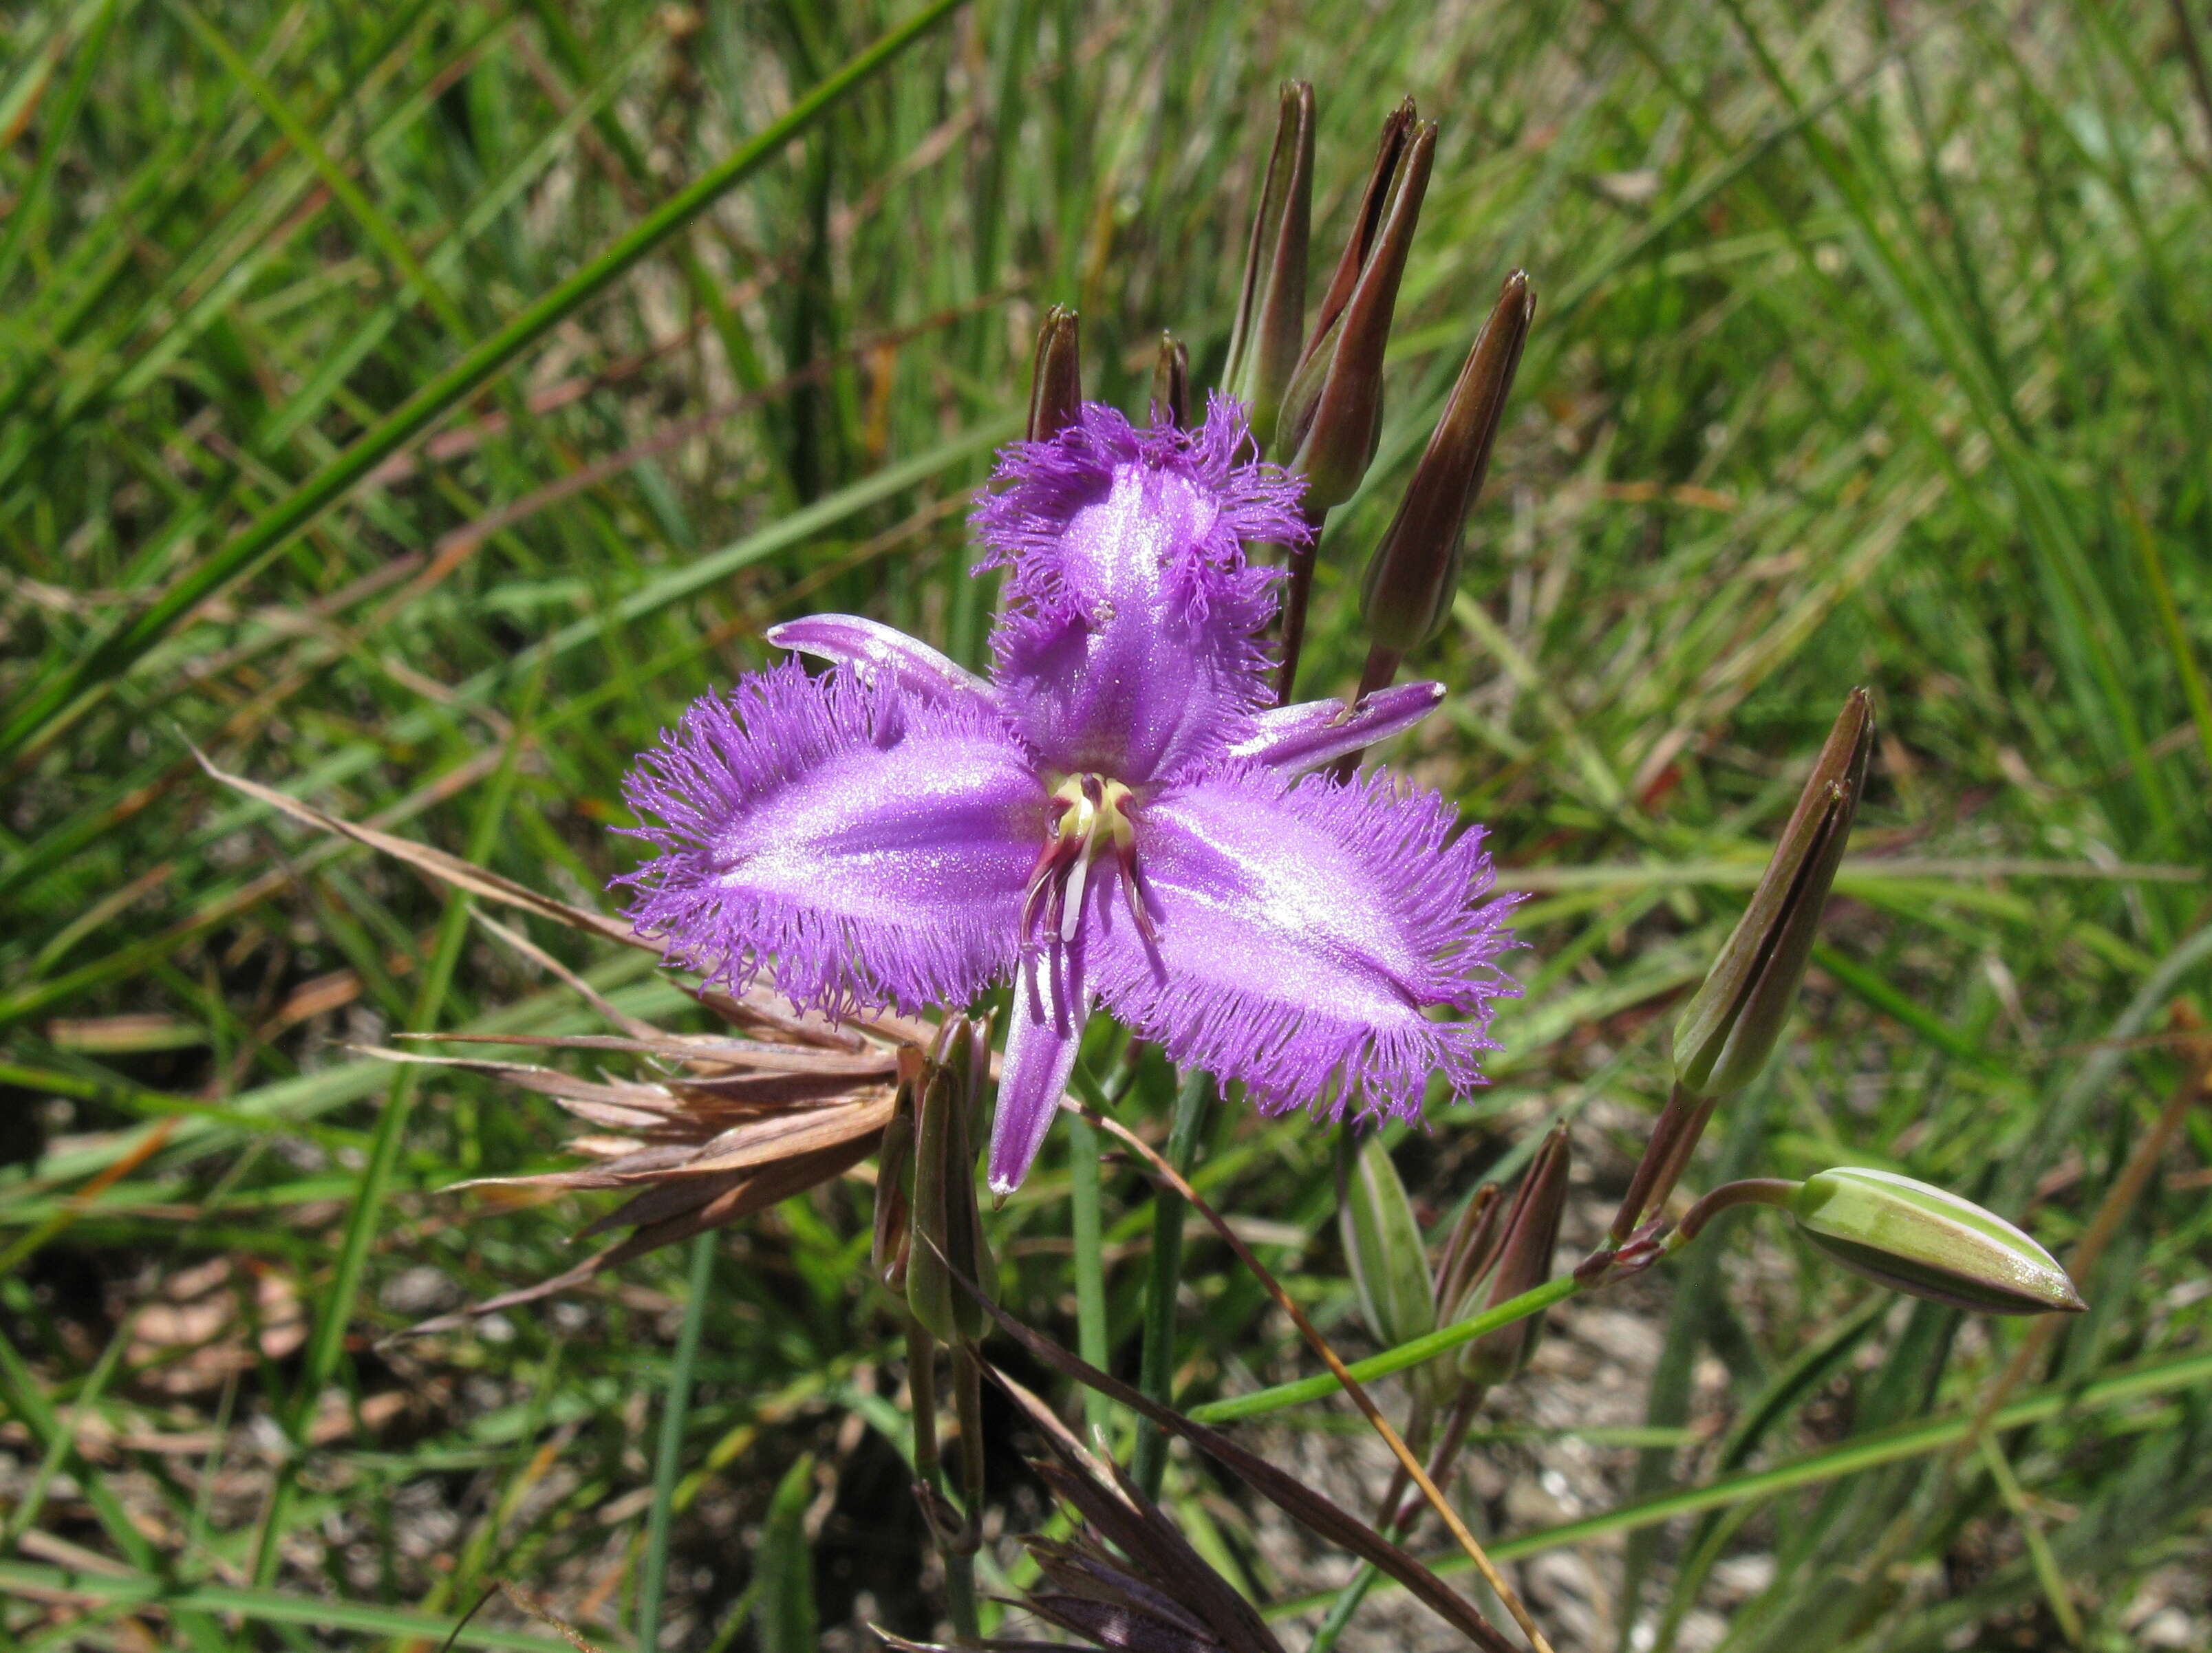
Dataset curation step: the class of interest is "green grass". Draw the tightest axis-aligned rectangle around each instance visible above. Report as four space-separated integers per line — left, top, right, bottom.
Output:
3 0 2211 1649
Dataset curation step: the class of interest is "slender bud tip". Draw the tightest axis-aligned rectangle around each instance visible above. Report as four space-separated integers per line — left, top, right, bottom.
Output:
1672 690 1874 1100
1360 268 1537 653
1027 306 1083 444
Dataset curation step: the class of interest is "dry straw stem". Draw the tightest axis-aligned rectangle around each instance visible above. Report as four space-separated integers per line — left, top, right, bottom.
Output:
1081 1105 1554 1653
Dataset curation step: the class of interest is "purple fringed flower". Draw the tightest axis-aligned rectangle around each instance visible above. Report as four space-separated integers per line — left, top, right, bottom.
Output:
619 396 1518 1195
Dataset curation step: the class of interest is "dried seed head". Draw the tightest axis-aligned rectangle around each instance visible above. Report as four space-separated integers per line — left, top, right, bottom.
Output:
1338 1133 1436 1354
1028 305 1083 442
1673 690 1873 1101
1277 103 1436 508
1792 1168 2085 1315
1458 1126 1569 1385
1223 80 1315 453
1360 271 1534 654
385 1002 903 1335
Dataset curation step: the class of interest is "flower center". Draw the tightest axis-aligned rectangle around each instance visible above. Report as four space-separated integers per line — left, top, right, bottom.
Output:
1021 773 1157 950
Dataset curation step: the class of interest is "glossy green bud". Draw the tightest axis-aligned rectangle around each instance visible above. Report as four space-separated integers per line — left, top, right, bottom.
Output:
1277 104 1435 508
1338 1134 1435 1353
1223 81 1313 451
1360 271 1534 654
1459 1127 1569 1385
1791 1168 2085 1315
1673 690 1872 1101
1027 305 1082 443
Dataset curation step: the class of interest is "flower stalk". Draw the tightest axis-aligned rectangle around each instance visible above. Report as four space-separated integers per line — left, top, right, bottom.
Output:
1130 1066 1212 1500
1583 690 1873 1280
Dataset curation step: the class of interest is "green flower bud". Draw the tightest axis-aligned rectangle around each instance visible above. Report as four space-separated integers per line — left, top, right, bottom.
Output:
1791 1168 2085 1316
1027 305 1082 443
1277 103 1435 508
1338 1134 1435 1354
1360 271 1534 656
1222 81 1313 452
906 1026 995 1343
1673 689 1873 1101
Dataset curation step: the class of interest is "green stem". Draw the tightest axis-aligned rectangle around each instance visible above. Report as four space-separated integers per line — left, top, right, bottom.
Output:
1131 1067 1211 1498
1065 1111 1114 1447
638 1231 717 1652
1309 1561 1382 1652
1188 1275 1580 1426
905 1321 978 1639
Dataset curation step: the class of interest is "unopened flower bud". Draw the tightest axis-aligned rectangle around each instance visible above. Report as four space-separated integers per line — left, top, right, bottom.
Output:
1673 689 1873 1101
1791 1169 2085 1315
1360 271 1534 655
1222 80 1314 451
1027 305 1082 443
1459 1126 1569 1385
1432 1182 1503 1328
1338 1134 1435 1354
872 1061 919 1290
1152 332 1190 429
906 1027 995 1343
1277 104 1436 508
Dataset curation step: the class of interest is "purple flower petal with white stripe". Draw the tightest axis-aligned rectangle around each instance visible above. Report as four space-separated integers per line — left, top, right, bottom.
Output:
1088 764 1515 1122
617 398 1518 1193
619 660 1042 1017
974 396 1306 784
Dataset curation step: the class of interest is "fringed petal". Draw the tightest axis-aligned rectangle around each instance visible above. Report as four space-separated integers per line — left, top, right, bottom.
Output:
1091 764 1518 1121
973 396 1308 784
767 613 996 708
618 660 1041 1018
987 928 1091 1196
1227 680 1446 775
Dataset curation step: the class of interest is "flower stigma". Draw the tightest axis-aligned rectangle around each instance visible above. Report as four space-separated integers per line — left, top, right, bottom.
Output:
1023 773 1155 951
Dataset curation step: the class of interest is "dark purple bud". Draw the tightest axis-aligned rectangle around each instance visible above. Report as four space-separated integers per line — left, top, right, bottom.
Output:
1028 305 1083 442
1457 1127 1568 1385
1360 271 1534 655
1277 104 1435 508
1432 1182 1503 1326
1223 81 1314 452
1673 691 1873 1101
1154 332 1191 429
